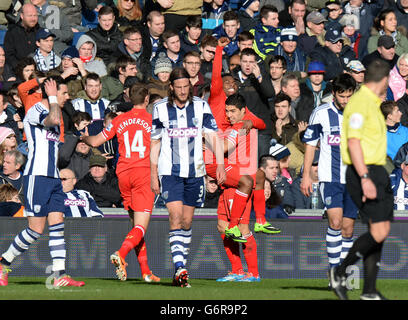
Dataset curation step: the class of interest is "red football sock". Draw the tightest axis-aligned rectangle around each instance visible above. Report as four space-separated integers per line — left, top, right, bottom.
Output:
253 189 266 225
134 238 151 276
242 234 259 277
228 189 249 228
118 225 145 259
221 234 243 274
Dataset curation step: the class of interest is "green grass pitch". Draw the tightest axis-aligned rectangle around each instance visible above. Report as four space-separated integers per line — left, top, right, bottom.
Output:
0 277 407 300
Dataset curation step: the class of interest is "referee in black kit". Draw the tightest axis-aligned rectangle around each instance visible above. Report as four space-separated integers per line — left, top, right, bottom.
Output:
329 59 394 300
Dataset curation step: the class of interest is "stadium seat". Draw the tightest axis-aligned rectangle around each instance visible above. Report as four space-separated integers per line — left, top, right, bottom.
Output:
81 9 99 29
0 30 6 47
71 31 85 47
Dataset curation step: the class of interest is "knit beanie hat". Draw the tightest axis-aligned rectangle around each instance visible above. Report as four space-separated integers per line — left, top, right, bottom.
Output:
339 13 360 31
241 0 256 9
154 52 173 75
280 27 298 42
61 46 80 59
269 139 291 160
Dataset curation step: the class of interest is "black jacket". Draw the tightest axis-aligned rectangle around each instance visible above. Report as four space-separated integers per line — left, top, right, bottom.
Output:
309 45 356 81
113 41 152 82
362 50 399 70
3 20 40 69
271 113 298 146
58 134 99 180
140 25 163 62
296 80 332 122
86 23 123 67
179 29 201 54
397 93 408 127
232 66 275 135
74 170 122 208
237 10 259 32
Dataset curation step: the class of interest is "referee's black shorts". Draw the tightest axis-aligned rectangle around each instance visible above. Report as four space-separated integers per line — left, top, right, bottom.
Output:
346 165 394 224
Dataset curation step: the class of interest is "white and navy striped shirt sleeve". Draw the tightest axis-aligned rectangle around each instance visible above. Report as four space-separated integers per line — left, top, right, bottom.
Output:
23 102 60 179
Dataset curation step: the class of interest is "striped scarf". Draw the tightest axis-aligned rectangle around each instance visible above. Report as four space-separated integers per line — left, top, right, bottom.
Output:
33 49 58 72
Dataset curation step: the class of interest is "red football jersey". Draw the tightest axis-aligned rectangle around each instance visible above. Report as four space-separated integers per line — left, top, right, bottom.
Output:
224 123 259 176
102 108 152 175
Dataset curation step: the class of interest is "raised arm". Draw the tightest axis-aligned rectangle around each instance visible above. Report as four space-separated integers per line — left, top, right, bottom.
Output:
42 79 62 128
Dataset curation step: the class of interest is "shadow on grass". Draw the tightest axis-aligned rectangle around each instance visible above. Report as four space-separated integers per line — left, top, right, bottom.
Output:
280 286 331 292
12 280 45 285
98 277 174 287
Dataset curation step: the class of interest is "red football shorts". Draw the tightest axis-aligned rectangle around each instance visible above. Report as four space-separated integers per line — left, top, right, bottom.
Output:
205 163 257 189
117 167 154 214
217 187 252 224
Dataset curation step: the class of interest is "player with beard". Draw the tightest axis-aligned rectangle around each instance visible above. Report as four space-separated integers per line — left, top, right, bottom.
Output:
150 67 226 287
301 73 358 275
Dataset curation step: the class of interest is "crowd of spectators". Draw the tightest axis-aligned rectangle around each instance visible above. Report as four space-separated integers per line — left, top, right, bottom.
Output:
1 0 408 217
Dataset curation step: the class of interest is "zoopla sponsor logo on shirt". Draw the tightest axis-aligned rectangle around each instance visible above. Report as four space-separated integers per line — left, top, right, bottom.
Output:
327 134 340 146
168 127 199 138
64 199 86 207
394 196 408 205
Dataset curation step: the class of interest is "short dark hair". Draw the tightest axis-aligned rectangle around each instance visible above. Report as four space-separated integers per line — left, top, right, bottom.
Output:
72 111 92 125
183 50 201 62
186 15 203 29
115 55 137 74
238 31 254 42
364 59 390 83
98 5 114 17
260 5 278 21
289 0 306 8
40 75 66 99
331 73 356 94
123 26 142 39
225 93 246 110
129 83 149 105
240 48 257 59
84 72 101 85
274 92 291 105
223 10 240 23
162 29 179 43
200 35 218 48
259 154 278 169
268 55 287 70
380 100 398 119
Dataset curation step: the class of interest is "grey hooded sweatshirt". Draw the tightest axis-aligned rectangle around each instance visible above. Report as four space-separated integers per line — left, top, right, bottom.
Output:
75 34 107 77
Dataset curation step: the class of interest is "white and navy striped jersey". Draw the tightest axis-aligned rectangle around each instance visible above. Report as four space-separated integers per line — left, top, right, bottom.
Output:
72 97 110 120
151 96 218 178
23 102 60 178
303 101 345 184
390 170 408 210
63 189 104 217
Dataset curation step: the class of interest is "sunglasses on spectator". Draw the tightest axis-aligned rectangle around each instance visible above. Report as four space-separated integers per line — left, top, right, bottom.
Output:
61 177 75 181
208 180 217 185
